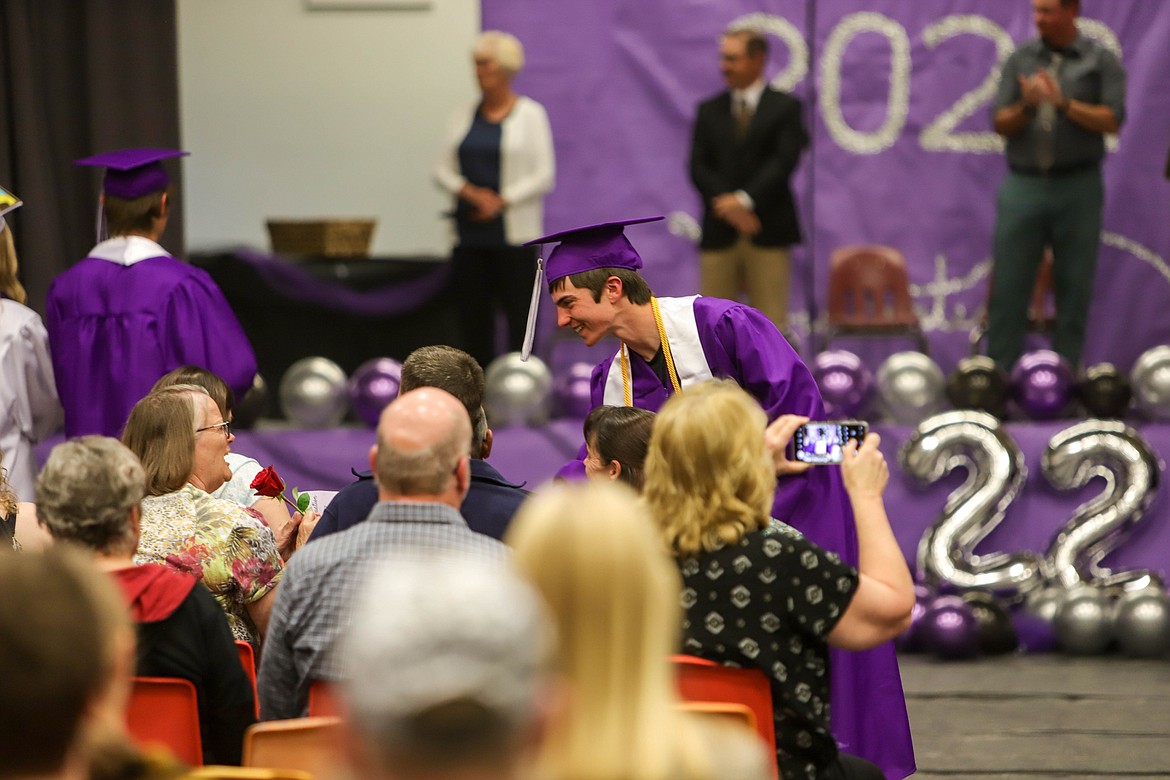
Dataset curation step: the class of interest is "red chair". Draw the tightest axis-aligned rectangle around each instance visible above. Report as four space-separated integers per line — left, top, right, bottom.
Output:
235 640 260 717
672 655 777 780
126 676 203 766
307 680 342 717
825 244 928 355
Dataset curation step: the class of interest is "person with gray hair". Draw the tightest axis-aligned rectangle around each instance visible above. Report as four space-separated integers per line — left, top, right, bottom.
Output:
310 344 527 543
434 29 556 368
337 553 555 779
259 388 509 721
35 436 255 765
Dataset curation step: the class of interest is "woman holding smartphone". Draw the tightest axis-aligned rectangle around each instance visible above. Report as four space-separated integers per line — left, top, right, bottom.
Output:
643 380 915 780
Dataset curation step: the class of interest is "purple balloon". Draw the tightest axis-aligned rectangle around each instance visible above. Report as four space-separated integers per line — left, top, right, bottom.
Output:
348 357 403 427
812 350 875 418
555 361 594 419
921 595 980 660
1011 350 1076 420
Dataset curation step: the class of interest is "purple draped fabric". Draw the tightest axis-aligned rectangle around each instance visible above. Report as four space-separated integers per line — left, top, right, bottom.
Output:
45 256 257 438
232 249 452 317
487 0 1170 375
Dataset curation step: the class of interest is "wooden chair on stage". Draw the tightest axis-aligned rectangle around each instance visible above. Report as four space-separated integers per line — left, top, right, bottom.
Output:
824 244 928 356
969 247 1056 355
126 676 203 766
672 654 778 780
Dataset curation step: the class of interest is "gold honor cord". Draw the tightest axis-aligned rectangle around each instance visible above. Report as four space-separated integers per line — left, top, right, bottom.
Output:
619 297 682 406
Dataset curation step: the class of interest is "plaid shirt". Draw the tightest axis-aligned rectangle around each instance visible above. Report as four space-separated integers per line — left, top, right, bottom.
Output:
257 500 509 720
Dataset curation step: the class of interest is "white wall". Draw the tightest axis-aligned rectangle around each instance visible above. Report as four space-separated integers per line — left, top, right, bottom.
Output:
176 0 479 256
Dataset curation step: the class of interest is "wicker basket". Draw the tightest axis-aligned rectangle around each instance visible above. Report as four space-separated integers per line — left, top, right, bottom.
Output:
266 219 376 259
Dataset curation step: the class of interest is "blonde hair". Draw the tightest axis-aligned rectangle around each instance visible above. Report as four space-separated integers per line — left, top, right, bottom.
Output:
0 224 28 304
643 381 774 556
474 30 525 75
121 386 206 496
507 482 711 780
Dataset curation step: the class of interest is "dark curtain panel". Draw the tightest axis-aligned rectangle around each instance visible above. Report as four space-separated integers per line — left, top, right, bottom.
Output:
0 0 182 314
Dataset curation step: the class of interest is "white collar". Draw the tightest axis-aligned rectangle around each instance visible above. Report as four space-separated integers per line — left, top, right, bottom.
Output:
88 236 171 267
733 80 767 111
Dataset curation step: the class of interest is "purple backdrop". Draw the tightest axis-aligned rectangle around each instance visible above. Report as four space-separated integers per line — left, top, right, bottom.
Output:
487 1 1170 373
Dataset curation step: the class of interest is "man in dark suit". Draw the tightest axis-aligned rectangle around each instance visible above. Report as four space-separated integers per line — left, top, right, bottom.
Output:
689 27 808 335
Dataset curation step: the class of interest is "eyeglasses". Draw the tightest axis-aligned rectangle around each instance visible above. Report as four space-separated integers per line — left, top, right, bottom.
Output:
195 420 232 438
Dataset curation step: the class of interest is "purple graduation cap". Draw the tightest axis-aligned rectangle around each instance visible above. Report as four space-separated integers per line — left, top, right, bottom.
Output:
74 147 188 241
74 147 188 199
519 216 663 360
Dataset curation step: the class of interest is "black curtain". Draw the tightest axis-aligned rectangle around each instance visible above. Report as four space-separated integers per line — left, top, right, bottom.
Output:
0 0 182 314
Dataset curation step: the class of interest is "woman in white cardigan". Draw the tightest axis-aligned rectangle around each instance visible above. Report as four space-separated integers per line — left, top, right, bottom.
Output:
434 30 555 369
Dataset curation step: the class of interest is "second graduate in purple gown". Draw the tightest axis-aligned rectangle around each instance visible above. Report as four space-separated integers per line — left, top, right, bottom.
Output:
526 217 916 780
46 148 256 438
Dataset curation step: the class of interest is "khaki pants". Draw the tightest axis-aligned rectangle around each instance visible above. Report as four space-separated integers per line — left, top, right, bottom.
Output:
700 236 791 332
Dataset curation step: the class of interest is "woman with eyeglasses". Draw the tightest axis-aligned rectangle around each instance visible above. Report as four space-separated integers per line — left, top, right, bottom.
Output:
122 385 314 645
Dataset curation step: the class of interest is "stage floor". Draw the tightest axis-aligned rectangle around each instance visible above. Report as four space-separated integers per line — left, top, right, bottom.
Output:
900 651 1170 777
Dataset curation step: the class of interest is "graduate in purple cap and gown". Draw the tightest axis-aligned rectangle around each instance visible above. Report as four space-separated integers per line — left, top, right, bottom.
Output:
46 148 257 438
523 217 915 780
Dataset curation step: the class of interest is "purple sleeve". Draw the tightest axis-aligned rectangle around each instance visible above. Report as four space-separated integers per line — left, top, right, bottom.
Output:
163 269 258 401
699 300 825 421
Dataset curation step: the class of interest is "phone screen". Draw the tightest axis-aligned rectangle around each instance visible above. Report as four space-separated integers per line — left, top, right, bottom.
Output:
792 422 868 465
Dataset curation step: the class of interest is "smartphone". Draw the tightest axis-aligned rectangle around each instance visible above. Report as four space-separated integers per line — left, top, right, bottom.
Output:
791 421 868 465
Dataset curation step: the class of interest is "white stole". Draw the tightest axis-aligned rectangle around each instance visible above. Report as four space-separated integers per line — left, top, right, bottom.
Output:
602 295 714 406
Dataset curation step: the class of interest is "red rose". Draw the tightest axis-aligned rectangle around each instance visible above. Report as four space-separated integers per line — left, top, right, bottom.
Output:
250 466 286 498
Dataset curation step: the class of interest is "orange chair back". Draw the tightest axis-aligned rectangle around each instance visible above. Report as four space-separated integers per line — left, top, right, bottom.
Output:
679 700 758 731
235 640 260 717
672 655 777 779
243 716 342 778
126 676 203 766
307 680 342 717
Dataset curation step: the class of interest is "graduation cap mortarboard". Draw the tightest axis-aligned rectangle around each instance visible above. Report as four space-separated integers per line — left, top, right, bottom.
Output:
0 183 21 233
74 147 189 200
519 216 663 360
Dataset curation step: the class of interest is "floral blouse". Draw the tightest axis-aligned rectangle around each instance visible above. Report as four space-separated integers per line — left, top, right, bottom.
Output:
135 483 283 643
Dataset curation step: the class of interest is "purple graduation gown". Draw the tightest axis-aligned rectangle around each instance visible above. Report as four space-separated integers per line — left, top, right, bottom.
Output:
588 296 915 779
46 244 257 438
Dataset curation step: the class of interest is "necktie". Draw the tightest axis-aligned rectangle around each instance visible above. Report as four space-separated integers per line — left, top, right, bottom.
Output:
735 96 752 139
1036 53 1063 172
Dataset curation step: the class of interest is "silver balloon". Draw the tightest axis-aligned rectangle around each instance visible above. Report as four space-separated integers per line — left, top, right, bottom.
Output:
1053 585 1113 655
1042 420 1164 593
876 351 946 424
1130 345 1170 420
278 357 349 428
1112 586 1170 657
484 353 553 428
1024 586 1065 624
901 410 1047 601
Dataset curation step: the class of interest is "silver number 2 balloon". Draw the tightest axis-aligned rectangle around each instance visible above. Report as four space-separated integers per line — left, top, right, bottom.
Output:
1042 420 1164 593
901 410 1047 600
